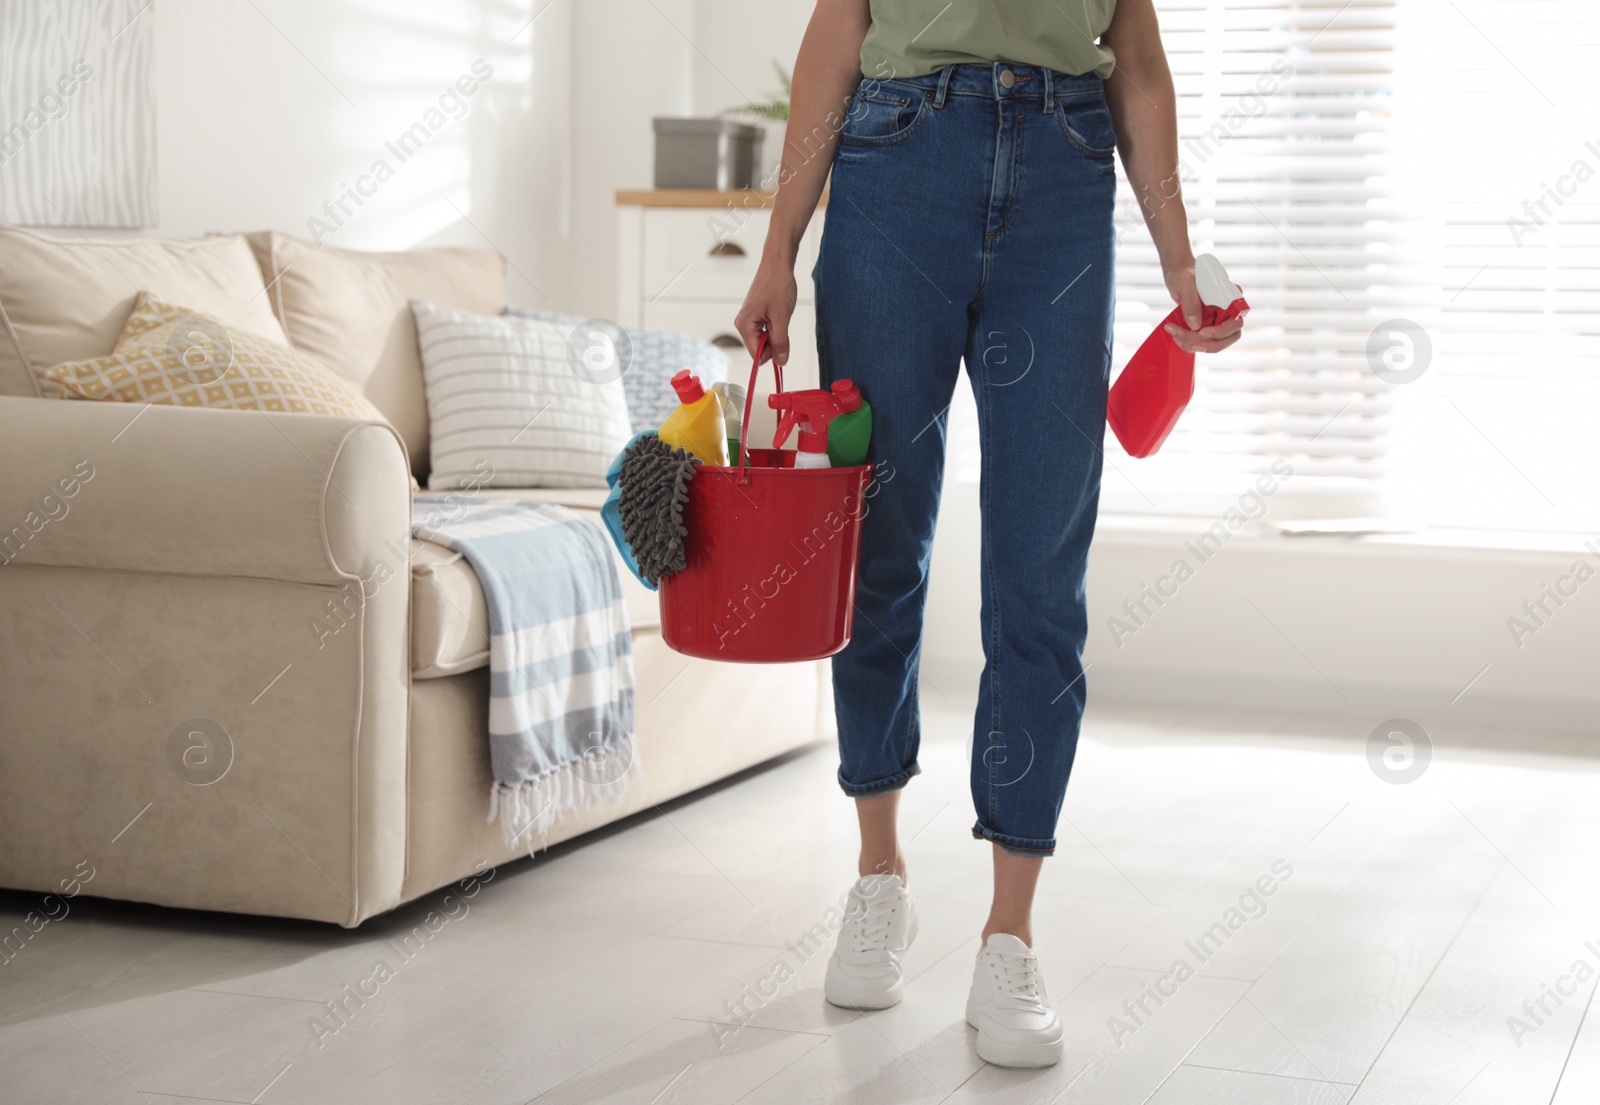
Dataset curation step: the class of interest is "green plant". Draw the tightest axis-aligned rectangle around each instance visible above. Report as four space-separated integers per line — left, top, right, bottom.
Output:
724 61 791 121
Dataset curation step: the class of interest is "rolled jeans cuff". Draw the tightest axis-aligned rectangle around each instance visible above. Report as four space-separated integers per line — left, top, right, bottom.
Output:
838 764 921 798
971 821 1056 857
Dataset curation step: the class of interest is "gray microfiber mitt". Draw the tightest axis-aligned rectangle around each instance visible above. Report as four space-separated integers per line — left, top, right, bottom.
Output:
617 433 701 586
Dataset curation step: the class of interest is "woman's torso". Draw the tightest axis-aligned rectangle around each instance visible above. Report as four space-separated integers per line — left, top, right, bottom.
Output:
859 0 1118 81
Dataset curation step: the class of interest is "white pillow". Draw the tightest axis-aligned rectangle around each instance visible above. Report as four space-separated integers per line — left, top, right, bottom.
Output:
411 300 633 490
503 307 728 431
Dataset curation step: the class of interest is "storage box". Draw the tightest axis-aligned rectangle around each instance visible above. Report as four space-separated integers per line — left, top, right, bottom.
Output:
653 118 764 190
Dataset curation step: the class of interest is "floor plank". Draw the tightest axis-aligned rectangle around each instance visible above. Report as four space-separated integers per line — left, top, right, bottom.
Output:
2 697 1596 1105
1349 866 1597 1105
946 966 1248 1104
1148 1065 1355 1104
1183 804 1506 1084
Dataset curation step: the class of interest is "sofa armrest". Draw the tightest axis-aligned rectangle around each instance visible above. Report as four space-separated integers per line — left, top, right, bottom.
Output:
0 396 409 583
0 397 414 927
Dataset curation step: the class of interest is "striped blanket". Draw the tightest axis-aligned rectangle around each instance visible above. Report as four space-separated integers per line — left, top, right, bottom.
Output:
413 496 637 850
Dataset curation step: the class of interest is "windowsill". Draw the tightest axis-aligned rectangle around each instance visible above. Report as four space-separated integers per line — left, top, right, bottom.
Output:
1095 512 1598 558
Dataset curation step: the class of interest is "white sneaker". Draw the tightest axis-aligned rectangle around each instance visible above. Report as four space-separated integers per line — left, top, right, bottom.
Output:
966 933 1064 1067
823 874 919 1009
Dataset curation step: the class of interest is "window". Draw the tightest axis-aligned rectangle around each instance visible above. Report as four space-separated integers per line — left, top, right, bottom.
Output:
1382 0 1600 533
953 0 1599 534
1094 0 1398 519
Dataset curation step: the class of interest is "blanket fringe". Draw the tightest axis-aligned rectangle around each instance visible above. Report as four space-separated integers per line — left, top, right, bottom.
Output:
488 734 644 854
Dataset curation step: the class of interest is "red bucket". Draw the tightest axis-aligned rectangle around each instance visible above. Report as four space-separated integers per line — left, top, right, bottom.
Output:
659 336 872 663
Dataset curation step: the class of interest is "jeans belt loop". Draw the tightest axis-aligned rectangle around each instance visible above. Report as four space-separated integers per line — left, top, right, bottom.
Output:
1043 68 1055 113
934 64 953 108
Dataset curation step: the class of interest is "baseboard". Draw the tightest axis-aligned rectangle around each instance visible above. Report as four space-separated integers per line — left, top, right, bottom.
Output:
918 653 1599 737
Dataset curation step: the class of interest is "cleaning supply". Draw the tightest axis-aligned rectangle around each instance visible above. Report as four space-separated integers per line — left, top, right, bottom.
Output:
709 380 746 462
600 432 655 589
825 380 872 467
1107 253 1249 458
659 370 729 467
659 332 874 662
769 387 846 469
615 432 700 586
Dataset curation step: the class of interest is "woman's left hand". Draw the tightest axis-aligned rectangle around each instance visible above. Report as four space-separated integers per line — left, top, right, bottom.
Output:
1163 263 1245 354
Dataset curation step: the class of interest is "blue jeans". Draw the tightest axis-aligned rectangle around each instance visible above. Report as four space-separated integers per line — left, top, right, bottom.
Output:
813 63 1117 856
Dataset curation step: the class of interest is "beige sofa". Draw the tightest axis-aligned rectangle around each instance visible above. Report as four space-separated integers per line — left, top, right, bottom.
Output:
0 227 830 927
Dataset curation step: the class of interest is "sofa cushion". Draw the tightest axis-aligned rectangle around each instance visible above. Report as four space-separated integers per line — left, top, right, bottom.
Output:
412 301 633 491
0 227 289 398
504 307 729 433
410 489 658 679
45 292 389 420
246 231 506 482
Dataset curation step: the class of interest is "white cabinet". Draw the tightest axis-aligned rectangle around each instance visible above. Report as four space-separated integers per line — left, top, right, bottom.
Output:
637 209 818 304
617 191 825 445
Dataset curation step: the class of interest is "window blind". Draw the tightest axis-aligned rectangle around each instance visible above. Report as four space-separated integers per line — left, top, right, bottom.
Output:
952 0 1599 533
1383 0 1600 533
951 0 1402 508
1101 0 1401 509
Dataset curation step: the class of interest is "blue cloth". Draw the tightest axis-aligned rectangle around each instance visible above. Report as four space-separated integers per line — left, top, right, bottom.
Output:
412 497 636 848
601 432 656 591
815 64 1116 857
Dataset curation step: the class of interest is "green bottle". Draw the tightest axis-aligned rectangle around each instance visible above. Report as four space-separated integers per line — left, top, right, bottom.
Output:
826 380 872 467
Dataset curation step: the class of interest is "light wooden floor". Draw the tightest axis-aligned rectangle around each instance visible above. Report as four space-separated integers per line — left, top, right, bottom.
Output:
4 694 1600 1105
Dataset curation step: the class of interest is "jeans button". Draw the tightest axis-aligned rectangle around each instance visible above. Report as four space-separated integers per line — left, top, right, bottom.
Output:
999 68 1016 89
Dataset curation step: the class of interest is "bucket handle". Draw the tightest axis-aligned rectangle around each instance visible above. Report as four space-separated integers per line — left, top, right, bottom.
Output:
737 331 784 475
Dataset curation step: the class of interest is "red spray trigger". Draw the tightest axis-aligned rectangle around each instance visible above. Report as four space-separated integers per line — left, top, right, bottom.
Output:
768 389 846 455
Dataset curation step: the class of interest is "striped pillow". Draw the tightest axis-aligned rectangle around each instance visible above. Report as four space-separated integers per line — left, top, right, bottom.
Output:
412 300 633 490
502 307 728 431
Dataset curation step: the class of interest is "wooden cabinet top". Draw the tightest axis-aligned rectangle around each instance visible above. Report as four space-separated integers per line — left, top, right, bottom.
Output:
615 189 828 209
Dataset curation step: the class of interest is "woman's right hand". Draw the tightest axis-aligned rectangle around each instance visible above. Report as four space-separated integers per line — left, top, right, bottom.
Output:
735 256 798 368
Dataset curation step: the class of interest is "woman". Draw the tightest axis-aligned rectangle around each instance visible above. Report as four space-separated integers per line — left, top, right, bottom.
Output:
735 0 1242 1068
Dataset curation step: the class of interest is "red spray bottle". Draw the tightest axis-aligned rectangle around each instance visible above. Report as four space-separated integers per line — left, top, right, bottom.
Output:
769 388 846 469
1107 253 1249 458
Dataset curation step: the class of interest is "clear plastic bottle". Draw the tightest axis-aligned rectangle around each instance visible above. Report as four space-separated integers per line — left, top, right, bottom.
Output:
709 380 746 461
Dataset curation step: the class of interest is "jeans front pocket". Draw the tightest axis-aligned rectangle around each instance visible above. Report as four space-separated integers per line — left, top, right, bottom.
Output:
1055 95 1117 159
840 81 931 147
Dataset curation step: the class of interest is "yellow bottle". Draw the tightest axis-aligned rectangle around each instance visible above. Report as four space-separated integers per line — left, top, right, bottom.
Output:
659 370 729 466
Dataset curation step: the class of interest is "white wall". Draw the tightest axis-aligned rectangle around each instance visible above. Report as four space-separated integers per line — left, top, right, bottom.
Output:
151 0 573 310
564 0 809 317
686 0 810 119
145 0 808 321
565 0 695 319
923 489 1600 734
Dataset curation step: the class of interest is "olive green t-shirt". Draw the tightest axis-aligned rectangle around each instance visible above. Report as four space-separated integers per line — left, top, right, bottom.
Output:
860 0 1118 81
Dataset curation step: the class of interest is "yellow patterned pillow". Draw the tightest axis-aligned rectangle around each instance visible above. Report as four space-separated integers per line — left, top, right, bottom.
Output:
46 292 387 421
